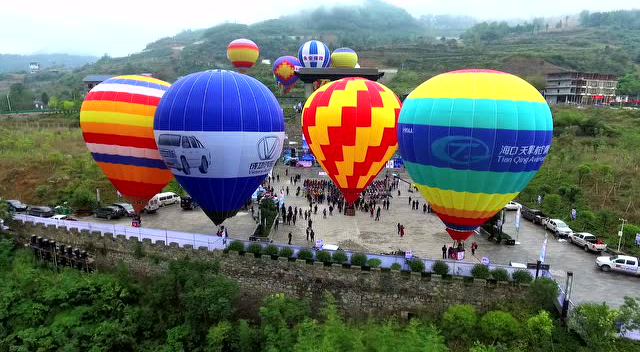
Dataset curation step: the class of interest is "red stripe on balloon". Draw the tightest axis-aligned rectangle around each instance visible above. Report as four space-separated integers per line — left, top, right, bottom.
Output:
85 91 161 106
437 212 491 226
445 228 474 242
232 61 256 68
228 44 259 50
82 132 158 149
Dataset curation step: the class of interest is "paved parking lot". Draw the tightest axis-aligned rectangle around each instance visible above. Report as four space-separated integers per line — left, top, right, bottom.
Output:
81 164 640 307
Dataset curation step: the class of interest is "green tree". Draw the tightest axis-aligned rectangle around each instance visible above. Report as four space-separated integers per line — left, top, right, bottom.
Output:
568 302 618 351
260 294 310 352
442 304 477 343
528 278 559 312
479 310 521 344
526 310 553 350
617 296 640 334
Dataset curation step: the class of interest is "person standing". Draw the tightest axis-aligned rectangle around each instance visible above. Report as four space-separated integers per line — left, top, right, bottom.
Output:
397 223 401 235
370 207 374 217
409 196 412 206
375 207 381 221
441 245 447 259
286 186 289 196
288 232 292 245
277 174 280 182
310 228 315 242
323 208 327 219
306 227 310 241
314 204 318 214
292 212 297 226
274 217 279 231
308 218 313 229
423 204 427 214
400 225 405 237
471 242 478 256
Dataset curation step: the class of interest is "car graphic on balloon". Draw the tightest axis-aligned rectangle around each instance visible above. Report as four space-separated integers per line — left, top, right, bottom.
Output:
156 134 211 175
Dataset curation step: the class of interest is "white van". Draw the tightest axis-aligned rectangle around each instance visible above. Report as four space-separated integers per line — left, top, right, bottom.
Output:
144 198 160 213
155 192 179 207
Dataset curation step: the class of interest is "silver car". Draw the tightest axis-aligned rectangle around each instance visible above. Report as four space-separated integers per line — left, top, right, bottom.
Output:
157 134 211 175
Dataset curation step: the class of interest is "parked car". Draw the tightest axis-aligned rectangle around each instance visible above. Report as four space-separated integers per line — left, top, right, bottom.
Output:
28 206 54 217
543 218 573 238
568 232 607 252
157 134 210 175
180 195 198 210
522 207 546 224
112 203 135 217
155 192 179 207
596 255 640 275
504 201 521 211
95 206 123 220
144 198 159 214
6 199 28 212
51 214 77 221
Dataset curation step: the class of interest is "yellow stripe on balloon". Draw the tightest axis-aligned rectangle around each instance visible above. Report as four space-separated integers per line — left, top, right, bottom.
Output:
408 72 545 102
81 110 153 127
416 184 518 214
81 100 156 117
118 75 171 86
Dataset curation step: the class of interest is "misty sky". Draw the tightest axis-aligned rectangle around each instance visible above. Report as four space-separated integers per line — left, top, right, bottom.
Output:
2 0 638 57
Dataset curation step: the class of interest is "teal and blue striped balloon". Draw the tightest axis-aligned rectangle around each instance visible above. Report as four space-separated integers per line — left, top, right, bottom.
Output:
397 69 553 241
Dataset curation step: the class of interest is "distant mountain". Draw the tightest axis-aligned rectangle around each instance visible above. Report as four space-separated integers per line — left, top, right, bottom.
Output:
0 53 98 73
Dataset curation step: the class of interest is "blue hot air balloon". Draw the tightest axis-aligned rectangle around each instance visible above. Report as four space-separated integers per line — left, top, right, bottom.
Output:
153 69 285 225
298 40 331 68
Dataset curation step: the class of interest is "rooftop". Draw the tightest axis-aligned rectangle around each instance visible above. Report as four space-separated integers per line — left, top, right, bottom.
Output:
82 75 117 82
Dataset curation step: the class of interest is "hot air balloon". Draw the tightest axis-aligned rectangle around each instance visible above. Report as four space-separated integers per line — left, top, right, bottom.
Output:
298 40 331 68
154 69 284 225
227 38 259 73
312 79 330 91
80 75 174 213
273 55 300 94
397 69 553 242
302 77 401 203
331 48 358 68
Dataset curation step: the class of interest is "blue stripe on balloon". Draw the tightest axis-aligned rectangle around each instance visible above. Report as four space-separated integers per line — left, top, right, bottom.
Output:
175 174 266 211
103 78 169 91
91 153 168 169
154 70 284 133
397 123 553 173
442 221 480 231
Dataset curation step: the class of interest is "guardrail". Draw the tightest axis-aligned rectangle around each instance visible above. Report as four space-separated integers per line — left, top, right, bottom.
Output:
13 214 546 277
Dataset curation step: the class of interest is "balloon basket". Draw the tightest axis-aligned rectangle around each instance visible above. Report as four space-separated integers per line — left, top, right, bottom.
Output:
344 202 355 216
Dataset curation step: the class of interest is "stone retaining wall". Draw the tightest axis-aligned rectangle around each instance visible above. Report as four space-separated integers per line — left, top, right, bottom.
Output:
7 220 529 319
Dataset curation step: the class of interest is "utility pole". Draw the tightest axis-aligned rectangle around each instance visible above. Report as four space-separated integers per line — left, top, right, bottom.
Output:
6 94 11 111
618 218 626 252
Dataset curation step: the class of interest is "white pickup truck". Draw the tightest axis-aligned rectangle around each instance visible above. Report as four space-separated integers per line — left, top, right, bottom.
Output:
568 232 607 252
596 255 640 275
543 218 573 238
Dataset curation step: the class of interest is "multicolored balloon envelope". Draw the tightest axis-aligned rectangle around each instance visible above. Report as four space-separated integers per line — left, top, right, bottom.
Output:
80 75 174 213
153 70 285 225
331 48 358 68
298 40 331 68
273 55 300 94
227 38 259 73
397 69 553 242
302 77 401 202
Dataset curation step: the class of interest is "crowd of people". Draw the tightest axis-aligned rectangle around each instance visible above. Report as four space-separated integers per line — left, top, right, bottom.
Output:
258 168 474 261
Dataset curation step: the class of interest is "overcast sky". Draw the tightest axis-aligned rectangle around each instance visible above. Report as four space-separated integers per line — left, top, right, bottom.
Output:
1 0 637 57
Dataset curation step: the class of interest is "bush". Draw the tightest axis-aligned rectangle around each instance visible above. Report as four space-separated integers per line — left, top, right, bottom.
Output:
442 304 477 343
278 246 294 258
432 261 449 275
297 249 313 260
367 258 382 268
512 270 533 284
471 264 490 279
526 310 553 350
490 268 510 282
332 251 348 264
316 250 332 263
263 245 279 256
228 240 245 252
390 263 402 270
528 278 559 311
408 259 425 272
479 311 521 344
350 253 367 267
247 243 263 256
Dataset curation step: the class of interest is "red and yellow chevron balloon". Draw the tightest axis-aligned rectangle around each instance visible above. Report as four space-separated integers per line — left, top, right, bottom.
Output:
302 77 401 202
80 75 174 213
